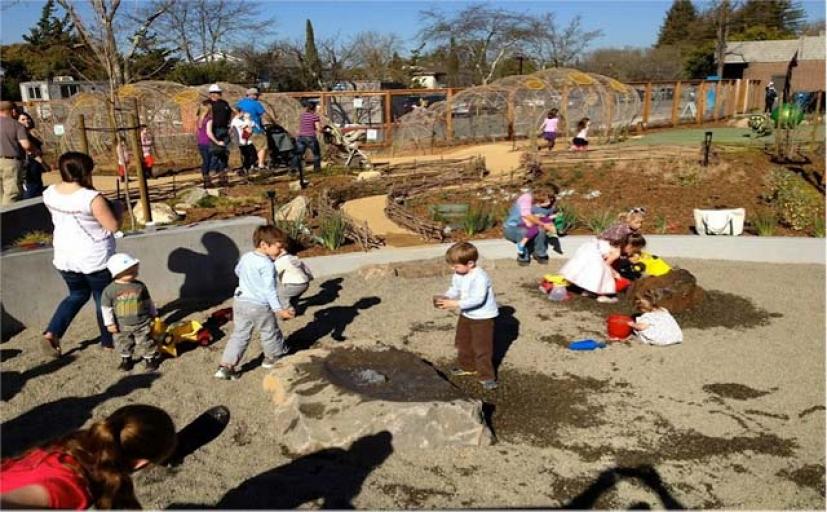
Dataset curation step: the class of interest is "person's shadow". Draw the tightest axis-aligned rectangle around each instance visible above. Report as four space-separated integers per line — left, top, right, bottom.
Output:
296 278 344 315
560 465 686 510
1 303 25 342
1 354 78 402
287 296 381 352
493 305 519 375
161 232 240 324
0 373 160 457
170 431 394 509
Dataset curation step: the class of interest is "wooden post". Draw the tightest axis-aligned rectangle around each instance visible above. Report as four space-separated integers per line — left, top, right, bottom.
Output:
642 82 652 128
78 114 89 155
446 88 454 144
731 80 741 115
697 81 706 125
107 99 134 230
383 91 392 150
506 91 515 143
560 85 570 137
671 81 681 127
713 81 722 121
605 92 614 142
128 112 151 224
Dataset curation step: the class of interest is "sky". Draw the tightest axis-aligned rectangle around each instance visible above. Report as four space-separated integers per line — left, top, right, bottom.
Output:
1 0 825 51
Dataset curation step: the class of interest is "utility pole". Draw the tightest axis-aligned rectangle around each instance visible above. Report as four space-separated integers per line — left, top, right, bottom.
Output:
715 0 730 79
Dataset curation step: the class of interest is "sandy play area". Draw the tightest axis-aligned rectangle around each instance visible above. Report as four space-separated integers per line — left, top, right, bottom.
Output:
1 257 824 509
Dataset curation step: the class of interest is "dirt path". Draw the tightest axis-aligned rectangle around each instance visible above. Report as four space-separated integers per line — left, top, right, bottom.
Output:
341 195 424 246
376 141 528 176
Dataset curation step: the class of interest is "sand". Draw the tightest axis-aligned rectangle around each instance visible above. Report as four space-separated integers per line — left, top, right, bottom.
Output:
1 258 824 509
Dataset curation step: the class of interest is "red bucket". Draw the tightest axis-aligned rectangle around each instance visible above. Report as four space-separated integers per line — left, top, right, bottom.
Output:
614 276 631 293
607 314 633 341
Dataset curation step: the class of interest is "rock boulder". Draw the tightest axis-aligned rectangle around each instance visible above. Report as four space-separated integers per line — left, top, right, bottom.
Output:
262 343 493 454
275 196 308 223
132 202 179 225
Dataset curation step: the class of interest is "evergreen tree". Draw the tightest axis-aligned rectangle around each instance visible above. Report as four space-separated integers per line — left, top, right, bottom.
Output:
730 0 806 39
304 19 323 89
656 0 698 47
447 36 460 87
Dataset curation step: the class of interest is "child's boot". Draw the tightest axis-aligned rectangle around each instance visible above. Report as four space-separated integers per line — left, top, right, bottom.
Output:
516 242 527 258
143 353 161 372
214 365 239 380
118 356 133 371
480 379 498 391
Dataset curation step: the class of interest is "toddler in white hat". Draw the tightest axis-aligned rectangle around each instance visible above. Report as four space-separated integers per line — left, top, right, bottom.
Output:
101 253 160 371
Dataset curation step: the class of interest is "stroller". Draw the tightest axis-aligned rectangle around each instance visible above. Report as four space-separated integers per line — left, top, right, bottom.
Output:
264 123 296 170
321 124 372 169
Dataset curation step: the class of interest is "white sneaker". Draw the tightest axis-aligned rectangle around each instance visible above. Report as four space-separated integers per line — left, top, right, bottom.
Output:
596 296 618 304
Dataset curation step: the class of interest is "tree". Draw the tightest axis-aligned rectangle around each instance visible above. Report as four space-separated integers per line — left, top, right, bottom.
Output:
140 0 275 63
656 0 699 47
418 4 536 85
345 31 403 81
582 46 686 81
304 19 323 89
800 19 825 36
446 36 460 87
730 0 806 37
526 13 603 68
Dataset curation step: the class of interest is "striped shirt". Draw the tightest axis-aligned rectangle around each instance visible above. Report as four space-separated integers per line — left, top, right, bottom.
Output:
297 112 320 137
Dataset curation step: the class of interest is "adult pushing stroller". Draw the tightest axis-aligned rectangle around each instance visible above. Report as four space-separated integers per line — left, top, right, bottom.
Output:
264 123 297 170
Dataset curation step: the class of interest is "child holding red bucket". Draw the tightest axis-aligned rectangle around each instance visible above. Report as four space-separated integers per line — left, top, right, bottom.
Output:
628 289 683 346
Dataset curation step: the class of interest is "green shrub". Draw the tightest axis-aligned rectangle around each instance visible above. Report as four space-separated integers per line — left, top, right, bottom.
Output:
276 213 307 242
751 210 778 236
765 169 823 231
812 215 825 238
315 212 347 250
582 210 616 235
654 214 669 234
554 204 578 235
461 207 495 235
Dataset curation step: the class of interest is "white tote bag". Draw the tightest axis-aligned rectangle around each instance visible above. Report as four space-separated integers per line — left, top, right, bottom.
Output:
693 208 745 236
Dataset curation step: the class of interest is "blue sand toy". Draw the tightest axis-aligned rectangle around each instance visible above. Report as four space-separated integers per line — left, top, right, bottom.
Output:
568 339 606 351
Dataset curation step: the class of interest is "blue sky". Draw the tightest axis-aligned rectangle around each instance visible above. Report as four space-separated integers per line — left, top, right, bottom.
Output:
2 0 825 51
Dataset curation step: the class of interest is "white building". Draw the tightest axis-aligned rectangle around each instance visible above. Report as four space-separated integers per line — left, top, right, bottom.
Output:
19 76 107 102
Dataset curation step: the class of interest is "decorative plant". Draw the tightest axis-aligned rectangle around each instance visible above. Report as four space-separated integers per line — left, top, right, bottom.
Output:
461 207 495 235
751 210 778 236
764 169 822 231
554 204 578 235
812 215 825 238
582 209 616 235
654 214 669 234
314 212 347 250
15 231 53 247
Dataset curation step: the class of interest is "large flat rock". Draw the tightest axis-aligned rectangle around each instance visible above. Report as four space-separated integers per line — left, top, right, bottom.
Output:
262 343 493 454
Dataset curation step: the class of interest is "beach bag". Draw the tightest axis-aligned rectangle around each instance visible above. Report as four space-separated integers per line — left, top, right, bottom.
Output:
693 208 745 236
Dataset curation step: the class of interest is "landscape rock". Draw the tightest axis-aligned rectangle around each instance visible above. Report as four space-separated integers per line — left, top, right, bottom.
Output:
262 343 493 454
179 187 208 205
356 171 382 182
173 202 193 216
358 258 496 280
628 268 705 313
132 202 179 225
205 188 222 197
289 180 303 192
275 196 308 222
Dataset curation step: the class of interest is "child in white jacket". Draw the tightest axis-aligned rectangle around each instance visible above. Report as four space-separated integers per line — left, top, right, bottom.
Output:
275 247 314 312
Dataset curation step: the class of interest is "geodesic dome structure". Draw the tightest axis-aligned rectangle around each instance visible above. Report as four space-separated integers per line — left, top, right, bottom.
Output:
393 68 641 151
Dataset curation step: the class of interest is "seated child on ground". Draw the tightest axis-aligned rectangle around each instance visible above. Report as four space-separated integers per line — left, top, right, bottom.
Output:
215 225 295 380
628 289 683 346
275 244 314 312
560 237 624 303
101 253 160 371
614 233 647 281
435 242 500 391
601 207 646 245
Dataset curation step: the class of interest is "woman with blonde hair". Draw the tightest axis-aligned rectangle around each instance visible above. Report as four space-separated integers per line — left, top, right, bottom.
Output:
0 404 177 509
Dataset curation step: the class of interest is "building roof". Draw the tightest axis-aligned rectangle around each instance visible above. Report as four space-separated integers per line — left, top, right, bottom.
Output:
724 35 826 64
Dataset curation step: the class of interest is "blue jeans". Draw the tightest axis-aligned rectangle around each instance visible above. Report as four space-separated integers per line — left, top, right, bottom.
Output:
294 136 321 174
209 127 230 172
46 269 113 347
198 144 212 178
504 224 548 259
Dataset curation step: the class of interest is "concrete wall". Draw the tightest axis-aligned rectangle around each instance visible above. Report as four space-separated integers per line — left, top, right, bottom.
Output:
0 197 53 248
3 223 824 340
1 216 265 339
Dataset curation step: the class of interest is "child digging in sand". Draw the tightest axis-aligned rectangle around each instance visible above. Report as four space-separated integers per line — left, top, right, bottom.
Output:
601 207 647 245
215 225 295 380
101 253 160 371
628 289 683 346
435 242 499 391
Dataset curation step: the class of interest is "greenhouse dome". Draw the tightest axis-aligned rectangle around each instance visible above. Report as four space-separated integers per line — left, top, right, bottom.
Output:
393 68 641 151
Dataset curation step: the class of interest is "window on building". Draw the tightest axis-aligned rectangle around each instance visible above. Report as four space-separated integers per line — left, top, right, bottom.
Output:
59 84 79 98
27 86 42 100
